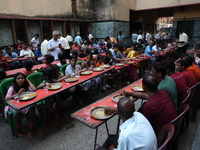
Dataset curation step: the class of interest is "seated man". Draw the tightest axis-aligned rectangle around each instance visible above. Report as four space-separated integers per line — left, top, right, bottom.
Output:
122 62 178 109
97 97 157 150
175 59 197 88
141 74 177 134
182 55 200 81
20 44 35 57
5 47 23 69
165 60 188 90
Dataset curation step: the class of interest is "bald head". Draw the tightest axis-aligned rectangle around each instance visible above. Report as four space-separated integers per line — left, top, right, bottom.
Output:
142 74 158 92
117 97 135 121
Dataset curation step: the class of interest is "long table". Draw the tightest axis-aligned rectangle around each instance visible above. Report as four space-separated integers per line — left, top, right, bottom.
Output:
6 66 116 110
71 79 142 150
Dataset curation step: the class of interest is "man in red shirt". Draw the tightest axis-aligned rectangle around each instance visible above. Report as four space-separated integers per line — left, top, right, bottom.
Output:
142 74 177 134
176 60 197 88
165 60 188 90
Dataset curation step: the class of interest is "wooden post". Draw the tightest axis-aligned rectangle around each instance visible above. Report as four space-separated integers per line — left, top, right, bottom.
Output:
11 19 17 45
62 21 66 37
49 20 53 38
39 20 43 41
24 20 28 43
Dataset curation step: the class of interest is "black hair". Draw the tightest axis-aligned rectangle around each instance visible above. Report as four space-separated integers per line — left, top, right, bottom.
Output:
182 55 194 67
0 50 3 54
142 74 158 92
113 44 120 49
44 54 54 63
180 53 189 59
42 67 54 82
35 34 39 37
85 48 91 55
44 34 49 39
58 53 66 65
5 47 10 51
70 54 78 61
13 73 29 93
106 43 112 49
23 60 33 71
177 59 189 68
97 55 103 61
50 64 60 79
105 50 111 55
37 44 41 47
79 53 86 58
93 49 98 54
72 51 78 59
0 68 6 80
152 62 166 76
165 60 175 72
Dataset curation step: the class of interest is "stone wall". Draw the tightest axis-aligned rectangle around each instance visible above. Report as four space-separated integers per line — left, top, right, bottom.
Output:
27 21 41 42
192 20 200 46
0 20 13 46
53 21 63 35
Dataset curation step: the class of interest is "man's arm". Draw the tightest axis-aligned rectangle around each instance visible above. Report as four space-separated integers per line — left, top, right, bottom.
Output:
121 90 149 100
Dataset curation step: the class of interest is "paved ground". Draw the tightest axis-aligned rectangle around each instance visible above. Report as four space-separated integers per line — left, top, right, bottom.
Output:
0 83 200 150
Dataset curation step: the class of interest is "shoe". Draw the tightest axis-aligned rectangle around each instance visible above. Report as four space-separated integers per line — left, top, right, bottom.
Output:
102 86 106 91
17 128 24 137
105 84 111 88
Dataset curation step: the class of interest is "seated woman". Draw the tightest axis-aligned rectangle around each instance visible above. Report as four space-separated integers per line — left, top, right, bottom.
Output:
5 73 36 139
42 54 54 68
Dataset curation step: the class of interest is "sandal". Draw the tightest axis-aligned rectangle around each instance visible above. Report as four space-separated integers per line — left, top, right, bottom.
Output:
17 128 24 137
27 129 34 139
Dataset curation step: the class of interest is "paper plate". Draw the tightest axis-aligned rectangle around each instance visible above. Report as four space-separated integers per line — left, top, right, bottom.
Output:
48 83 62 90
90 106 114 120
68 77 79 82
93 67 104 72
19 92 36 101
132 84 144 91
81 71 92 75
115 63 124 67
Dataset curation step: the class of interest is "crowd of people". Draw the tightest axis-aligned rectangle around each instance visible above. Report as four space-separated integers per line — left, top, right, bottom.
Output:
0 28 200 149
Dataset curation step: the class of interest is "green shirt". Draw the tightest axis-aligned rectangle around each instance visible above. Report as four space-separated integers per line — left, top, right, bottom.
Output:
158 76 177 109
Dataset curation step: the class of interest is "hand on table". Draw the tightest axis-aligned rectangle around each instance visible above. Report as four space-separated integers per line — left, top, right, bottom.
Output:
104 107 117 115
45 83 52 88
120 90 129 97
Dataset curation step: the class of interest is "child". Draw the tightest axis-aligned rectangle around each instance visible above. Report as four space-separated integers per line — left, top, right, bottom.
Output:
81 54 95 70
35 44 42 57
0 50 9 71
23 60 35 76
42 54 54 68
95 55 104 67
104 50 113 65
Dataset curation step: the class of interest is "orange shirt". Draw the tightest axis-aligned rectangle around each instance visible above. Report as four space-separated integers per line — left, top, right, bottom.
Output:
95 62 104 67
0 56 8 61
186 64 200 81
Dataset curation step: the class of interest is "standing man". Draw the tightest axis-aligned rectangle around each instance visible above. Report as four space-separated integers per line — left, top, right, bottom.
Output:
48 31 64 60
58 34 70 59
177 29 188 57
97 97 157 150
117 31 125 46
66 33 73 46
41 34 49 56
30 34 39 50
88 32 93 41
74 32 82 45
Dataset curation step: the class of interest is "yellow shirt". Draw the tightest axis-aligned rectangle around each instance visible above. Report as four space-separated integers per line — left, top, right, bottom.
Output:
126 50 136 58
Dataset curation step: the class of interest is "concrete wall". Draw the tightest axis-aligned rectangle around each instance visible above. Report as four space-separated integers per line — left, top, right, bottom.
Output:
0 0 72 18
0 20 13 46
174 5 200 19
135 0 200 10
27 20 41 42
53 21 63 35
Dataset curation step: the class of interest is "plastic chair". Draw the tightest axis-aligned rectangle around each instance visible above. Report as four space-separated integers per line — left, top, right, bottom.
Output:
157 124 175 150
177 87 191 106
169 104 189 150
77 60 84 66
27 72 43 88
60 64 68 75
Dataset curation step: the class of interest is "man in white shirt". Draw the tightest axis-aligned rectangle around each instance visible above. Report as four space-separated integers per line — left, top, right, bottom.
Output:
97 97 157 150
137 30 143 43
30 34 39 50
177 29 188 57
66 33 73 46
48 31 64 60
20 44 35 57
41 34 49 56
88 32 93 40
58 34 70 59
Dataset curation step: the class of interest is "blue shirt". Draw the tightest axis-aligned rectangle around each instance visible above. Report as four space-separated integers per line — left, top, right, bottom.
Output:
5 52 19 64
35 48 42 57
145 45 153 56
75 35 82 45
112 51 125 63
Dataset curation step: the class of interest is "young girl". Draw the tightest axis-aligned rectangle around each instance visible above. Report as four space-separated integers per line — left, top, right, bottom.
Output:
5 73 36 138
43 54 54 68
81 54 94 70
95 55 104 67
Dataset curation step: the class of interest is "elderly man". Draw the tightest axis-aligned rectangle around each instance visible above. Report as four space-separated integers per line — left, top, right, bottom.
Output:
48 31 64 60
41 34 49 56
30 34 39 50
177 29 188 57
58 34 70 59
97 97 157 150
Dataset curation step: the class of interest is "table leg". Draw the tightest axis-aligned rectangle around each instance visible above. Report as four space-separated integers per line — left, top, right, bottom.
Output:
94 128 98 150
116 116 121 135
105 122 109 136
